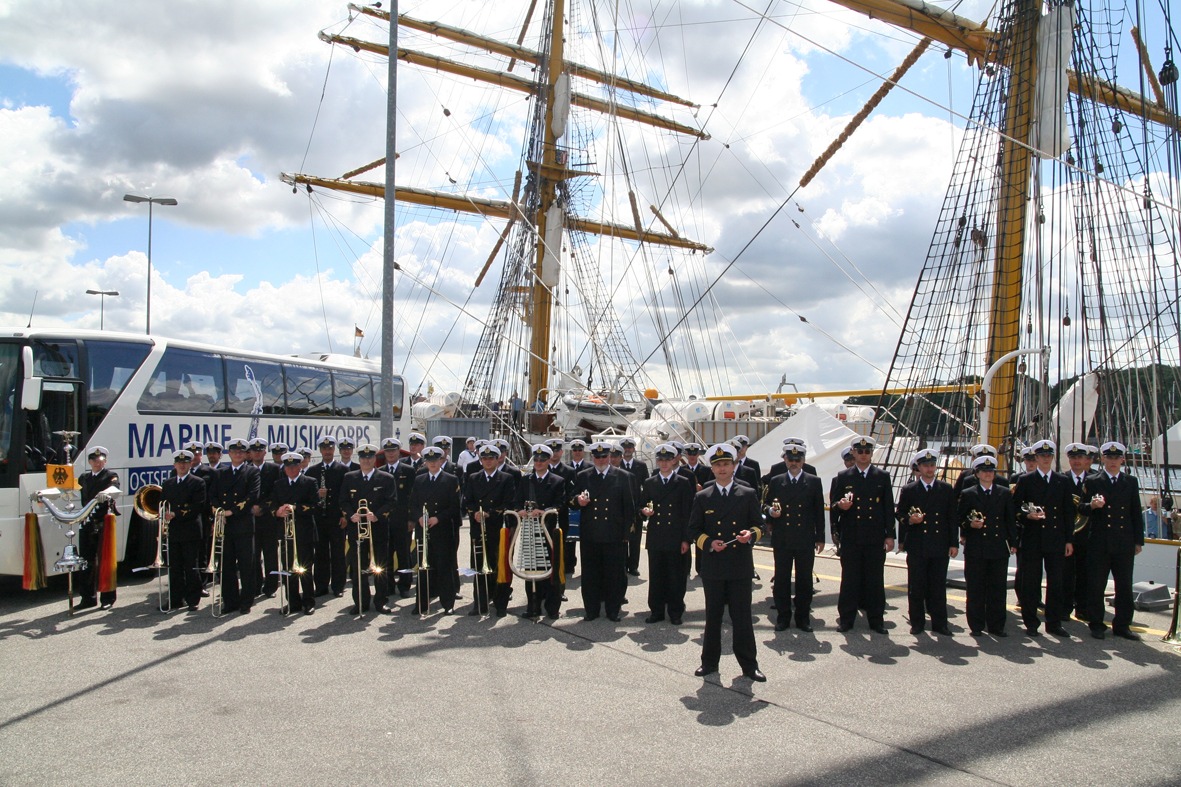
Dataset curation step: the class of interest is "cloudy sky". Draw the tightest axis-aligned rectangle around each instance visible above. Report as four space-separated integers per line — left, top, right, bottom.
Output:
1 0 1008 399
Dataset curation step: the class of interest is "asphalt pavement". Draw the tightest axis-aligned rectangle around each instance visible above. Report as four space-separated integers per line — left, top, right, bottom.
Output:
2 546 1179 786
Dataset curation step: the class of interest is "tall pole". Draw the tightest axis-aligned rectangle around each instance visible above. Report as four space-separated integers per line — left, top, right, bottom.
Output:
379 3 399 440
124 194 177 336
86 289 119 330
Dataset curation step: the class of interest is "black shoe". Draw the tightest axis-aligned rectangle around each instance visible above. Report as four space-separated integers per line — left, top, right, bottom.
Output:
933 625 954 636
333 591 344 598
1090 628 1106 639
753 572 761 581
561 595 568 602
970 630 984 636
627 569 640 577
315 590 329 598
347 605 360 615
239 606 251 615
743 668 767 683
187 604 199 612
870 625 889 635
441 608 454 615
583 613 600 622
1046 624 1069 637
774 620 790 632
1114 629 1142 641
837 622 852 633
496 608 507 618
645 614 665 624
797 622 813 633
374 605 391 614
200 589 210 598
694 665 718 677
100 601 115 610
77 598 98 610
989 629 1007 637
1026 626 1042 637
546 610 560 620
910 625 925 635
607 612 622 622
304 604 315 615
670 616 683 625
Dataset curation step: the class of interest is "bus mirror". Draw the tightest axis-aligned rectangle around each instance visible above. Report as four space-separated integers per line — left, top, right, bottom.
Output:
22 377 43 410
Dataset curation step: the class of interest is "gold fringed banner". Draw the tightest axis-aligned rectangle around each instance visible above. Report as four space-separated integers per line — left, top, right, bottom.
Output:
98 512 118 593
496 524 511 584
22 513 47 590
555 527 565 588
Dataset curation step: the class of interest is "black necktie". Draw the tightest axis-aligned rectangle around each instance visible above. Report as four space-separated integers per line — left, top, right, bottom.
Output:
791 476 797 485
985 488 991 496
721 488 727 497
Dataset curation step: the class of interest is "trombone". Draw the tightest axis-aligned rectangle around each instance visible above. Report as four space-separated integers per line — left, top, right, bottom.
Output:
206 507 226 617
416 504 431 616
471 506 494 609
353 499 374 618
270 509 303 616
133 484 171 612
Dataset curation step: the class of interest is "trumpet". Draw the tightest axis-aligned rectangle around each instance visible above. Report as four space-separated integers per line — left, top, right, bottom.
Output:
1021 502 1045 517
207 507 226 617
134 486 171 613
967 509 985 528
908 506 924 522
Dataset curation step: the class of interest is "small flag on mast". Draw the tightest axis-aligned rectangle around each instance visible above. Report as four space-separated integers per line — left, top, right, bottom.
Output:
355 326 364 338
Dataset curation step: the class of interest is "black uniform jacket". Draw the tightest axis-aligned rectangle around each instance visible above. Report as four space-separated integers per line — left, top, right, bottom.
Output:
1078 471 1144 552
621 459 650 481
681 462 714 489
895 478 957 557
958 484 1017 559
830 465 896 546
339 469 397 533
464 469 517 526
516 470 568 513
161 472 206 543
79 467 121 531
763 471 825 550
407 471 462 544
305 460 343 518
1011 470 1075 552
689 483 763 581
762 461 817 486
213 463 261 536
267 474 320 530
640 472 694 551
383 461 419 520
573 465 636 543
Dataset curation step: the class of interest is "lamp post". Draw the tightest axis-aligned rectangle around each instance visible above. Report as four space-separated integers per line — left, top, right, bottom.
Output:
85 289 119 330
123 193 178 335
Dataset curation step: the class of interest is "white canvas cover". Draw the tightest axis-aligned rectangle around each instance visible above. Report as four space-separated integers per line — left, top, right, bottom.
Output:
746 403 861 485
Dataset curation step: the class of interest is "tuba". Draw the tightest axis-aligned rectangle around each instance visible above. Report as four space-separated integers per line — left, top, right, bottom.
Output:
506 502 556 581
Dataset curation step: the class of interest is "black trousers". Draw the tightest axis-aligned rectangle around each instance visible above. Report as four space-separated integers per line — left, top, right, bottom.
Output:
1062 540 1089 616
347 524 390 610
581 541 627 616
1086 545 1136 632
77 522 117 604
221 529 256 611
168 538 203 608
414 526 458 614
773 545 816 625
964 555 1008 633
701 577 758 672
1018 549 1065 628
314 516 346 595
905 552 950 628
647 549 689 619
470 520 509 613
390 513 412 592
837 542 886 628
256 516 281 595
524 534 565 616
626 517 644 572
282 523 317 609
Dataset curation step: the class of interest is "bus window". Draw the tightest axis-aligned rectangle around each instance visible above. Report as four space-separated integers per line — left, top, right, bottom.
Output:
84 340 151 433
333 372 375 418
33 339 79 378
284 366 332 416
225 358 284 414
0 343 17 471
138 347 225 413
389 376 404 420
26 380 81 470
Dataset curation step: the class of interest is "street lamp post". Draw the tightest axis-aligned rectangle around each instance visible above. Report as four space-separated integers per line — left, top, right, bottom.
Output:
123 193 178 335
85 289 119 330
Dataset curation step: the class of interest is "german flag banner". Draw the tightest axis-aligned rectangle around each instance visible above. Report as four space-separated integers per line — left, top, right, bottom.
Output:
554 527 566 588
98 512 118 593
22 513 47 591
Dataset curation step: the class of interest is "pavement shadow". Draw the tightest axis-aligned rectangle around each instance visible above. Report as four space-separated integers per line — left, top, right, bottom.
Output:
762 632 833 662
679 682 770 727
837 628 912 665
626 621 692 652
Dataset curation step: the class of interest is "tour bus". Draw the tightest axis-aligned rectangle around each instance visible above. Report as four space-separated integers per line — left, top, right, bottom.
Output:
0 328 408 578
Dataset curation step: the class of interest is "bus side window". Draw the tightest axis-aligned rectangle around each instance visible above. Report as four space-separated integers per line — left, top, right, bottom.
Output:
138 348 225 413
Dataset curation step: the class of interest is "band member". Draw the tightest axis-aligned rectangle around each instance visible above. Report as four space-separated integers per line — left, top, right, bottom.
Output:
954 444 1011 495
463 444 516 616
457 437 480 473
681 443 714 489
307 436 347 597
564 438 589 573
1061 442 1093 619
764 442 825 632
895 448 957 635
620 437 649 577
515 444 570 619
337 438 360 471
76 446 120 609
1011 440 1075 637
762 437 818 483
1079 441 1144 640
573 442 635 621
268 452 319 615
381 437 416 599
730 436 761 495
690 443 765 682
639 444 693 625
1011 445 1037 484
249 437 283 599
830 436 895 633
403 433 426 470
339 444 397 615
212 438 261 614
408 446 461 615
958 455 1017 636
161 449 206 611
